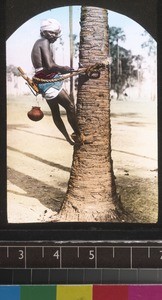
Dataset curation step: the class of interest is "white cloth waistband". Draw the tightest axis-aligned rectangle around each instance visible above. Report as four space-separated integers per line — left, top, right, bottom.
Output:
35 67 43 73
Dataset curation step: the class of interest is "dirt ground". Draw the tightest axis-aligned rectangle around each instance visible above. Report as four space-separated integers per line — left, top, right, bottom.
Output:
7 94 158 223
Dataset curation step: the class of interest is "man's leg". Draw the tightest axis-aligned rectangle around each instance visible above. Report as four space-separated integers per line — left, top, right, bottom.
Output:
55 89 81 136
46 99 74 145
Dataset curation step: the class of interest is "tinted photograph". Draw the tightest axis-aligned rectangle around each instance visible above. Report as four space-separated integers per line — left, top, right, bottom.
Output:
6 5 158 223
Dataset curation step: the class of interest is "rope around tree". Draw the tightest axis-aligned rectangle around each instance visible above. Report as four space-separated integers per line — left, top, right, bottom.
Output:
32 62 109 83
17 59 110 95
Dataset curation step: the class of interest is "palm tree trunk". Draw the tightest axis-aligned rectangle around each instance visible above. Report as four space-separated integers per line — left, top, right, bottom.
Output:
69 6 74 102
59 6 119 222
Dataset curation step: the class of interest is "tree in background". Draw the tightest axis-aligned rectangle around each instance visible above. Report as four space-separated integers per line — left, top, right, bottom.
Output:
7 64 21 93
109 26 126 45
141 30 156 57
109 26 143 99
141 30 157 101
7 64 20 77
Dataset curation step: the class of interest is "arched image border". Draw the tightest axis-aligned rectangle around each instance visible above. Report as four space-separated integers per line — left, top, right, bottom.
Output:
0 0 162 241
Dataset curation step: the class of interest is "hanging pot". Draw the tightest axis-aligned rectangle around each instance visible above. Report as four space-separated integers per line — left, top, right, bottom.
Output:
27 106 44 121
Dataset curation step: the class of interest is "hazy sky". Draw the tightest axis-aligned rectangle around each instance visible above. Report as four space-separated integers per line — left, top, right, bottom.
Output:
6 6 156 73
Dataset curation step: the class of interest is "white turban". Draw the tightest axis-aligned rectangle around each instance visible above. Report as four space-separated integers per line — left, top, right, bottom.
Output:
40 19 62 36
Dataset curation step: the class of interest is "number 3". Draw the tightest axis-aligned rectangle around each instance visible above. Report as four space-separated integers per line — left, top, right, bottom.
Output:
18 250 24 260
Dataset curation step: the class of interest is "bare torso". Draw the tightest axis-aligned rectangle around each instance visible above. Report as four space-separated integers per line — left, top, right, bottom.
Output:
31 38 54 71
31 38 71 74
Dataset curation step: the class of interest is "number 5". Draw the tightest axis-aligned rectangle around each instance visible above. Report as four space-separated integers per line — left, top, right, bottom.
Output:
89 250 95 260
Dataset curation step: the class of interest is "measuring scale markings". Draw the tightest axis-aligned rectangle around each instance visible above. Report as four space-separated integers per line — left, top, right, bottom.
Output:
0 247 26 268
26 247 61 268
132 247 162 268
97 247 130 268
0 245 162 269
62 247 96 268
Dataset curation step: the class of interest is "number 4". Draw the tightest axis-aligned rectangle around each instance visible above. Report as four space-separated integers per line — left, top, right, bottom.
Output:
53 250 60 259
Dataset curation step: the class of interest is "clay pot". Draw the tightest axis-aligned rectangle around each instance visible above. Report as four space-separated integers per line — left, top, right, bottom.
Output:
27 106 44 121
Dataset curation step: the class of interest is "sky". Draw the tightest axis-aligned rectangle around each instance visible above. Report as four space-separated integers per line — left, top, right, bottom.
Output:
6 5 157 74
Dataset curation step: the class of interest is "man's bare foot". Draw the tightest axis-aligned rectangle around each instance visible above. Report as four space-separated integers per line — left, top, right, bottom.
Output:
71 132 85 144
68 138 75 145
66 135 75 145
71 132 94 144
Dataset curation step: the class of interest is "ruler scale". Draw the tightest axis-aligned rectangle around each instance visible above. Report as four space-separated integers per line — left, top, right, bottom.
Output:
0 241 162 284
1 244 162 269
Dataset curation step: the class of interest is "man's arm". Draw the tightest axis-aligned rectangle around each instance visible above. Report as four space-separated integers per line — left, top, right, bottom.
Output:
41 39 71 74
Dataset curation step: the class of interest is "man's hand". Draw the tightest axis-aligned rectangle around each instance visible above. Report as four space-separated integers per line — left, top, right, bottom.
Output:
60 66 73 74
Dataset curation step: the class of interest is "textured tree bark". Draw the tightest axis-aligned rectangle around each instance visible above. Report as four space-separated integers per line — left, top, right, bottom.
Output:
59 6 119 222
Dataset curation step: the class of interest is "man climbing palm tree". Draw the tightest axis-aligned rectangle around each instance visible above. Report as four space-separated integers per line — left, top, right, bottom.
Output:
31 18 81 145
